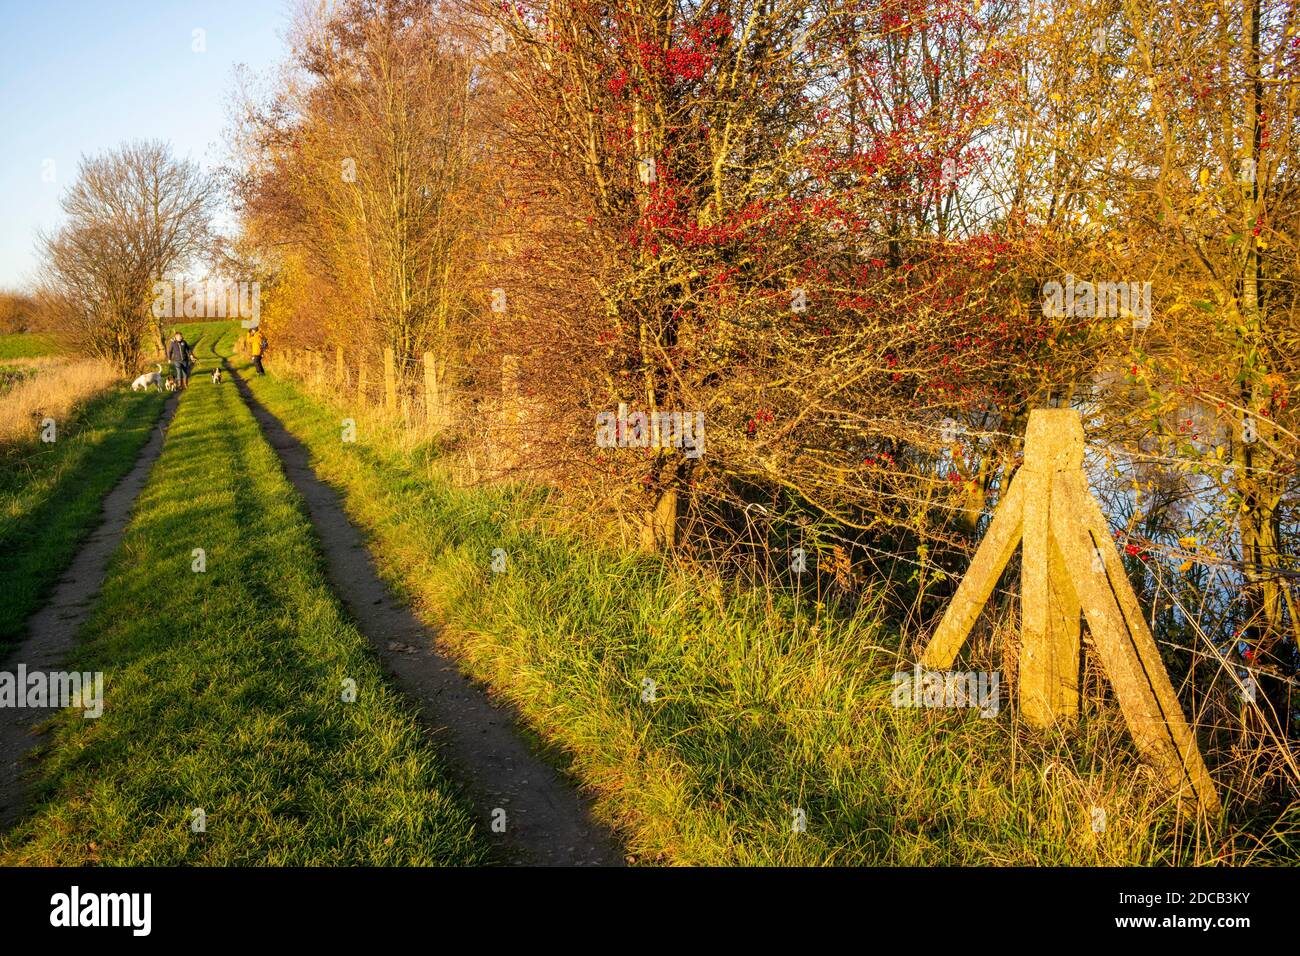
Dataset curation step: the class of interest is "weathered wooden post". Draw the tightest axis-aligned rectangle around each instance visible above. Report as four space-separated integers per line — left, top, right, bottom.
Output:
423 351 440 431
1018 410 1083 725
384 347 397 412
920 407 1219 814
500 354 520 469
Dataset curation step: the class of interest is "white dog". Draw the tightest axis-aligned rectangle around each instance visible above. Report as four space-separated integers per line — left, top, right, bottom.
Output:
131 364 164 391
211 366 222 384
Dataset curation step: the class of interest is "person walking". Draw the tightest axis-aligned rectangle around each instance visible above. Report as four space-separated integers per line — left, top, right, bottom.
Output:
166 331 191 388
249 328 268 375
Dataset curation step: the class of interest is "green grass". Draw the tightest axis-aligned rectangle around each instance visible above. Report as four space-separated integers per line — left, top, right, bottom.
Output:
0 322 488 865
0 383 167 646
0 332 63 360
234 348 1299 867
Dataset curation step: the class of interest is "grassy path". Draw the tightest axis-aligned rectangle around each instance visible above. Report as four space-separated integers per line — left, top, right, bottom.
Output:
0 379 166 644
0 323 487 864
229 359 624 866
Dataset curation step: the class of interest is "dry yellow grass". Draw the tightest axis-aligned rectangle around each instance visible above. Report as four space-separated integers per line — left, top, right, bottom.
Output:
0 358 119 444
2 355 70 371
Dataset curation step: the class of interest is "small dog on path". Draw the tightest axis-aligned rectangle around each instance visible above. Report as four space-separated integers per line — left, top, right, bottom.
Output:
131 364 164 391
211 366 222 384
165 376 177 392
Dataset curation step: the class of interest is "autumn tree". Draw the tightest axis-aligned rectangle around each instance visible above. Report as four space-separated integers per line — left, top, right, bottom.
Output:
475 0 1028 563
0 289 38 334
37 141 216 372
232 0 491 415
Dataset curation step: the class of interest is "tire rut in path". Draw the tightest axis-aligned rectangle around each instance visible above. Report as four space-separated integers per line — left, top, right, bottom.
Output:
230 367 625 867
0 395 179 829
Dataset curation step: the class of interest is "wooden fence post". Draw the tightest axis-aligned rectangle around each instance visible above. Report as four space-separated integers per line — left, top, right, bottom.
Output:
500 354 520 468
423 352 440 430
920 407 1219 814
384 347 397 412
1018 412 1082 726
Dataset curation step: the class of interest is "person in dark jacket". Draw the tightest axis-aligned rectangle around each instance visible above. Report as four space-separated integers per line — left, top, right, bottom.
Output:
166 331 192 388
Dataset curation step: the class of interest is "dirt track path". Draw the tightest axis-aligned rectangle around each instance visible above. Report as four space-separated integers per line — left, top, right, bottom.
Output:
0 395 179 828
229 364 625 867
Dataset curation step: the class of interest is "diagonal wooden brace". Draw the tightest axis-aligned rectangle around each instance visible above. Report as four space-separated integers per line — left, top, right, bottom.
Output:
1051 470 1220 814
921 473 1026 670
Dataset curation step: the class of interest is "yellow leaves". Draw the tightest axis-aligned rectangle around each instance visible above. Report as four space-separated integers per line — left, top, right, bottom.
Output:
1178 535 1197 548
1178 560 1195 573
1198 168 1210 189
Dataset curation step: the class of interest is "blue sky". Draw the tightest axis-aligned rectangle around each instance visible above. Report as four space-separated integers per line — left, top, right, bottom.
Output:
0 0 293 289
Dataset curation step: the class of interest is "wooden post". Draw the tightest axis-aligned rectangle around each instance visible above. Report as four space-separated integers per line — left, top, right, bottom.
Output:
919 407 1219 814
423 352 440 430
1017 410 1082 726
384 347 397 412
500 354 520 468
336 345 345 386
501 354 519 423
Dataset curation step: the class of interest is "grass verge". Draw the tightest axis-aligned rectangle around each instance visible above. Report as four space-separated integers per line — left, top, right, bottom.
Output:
0 378 165 645
0 323 488 865
238 350 1299 865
